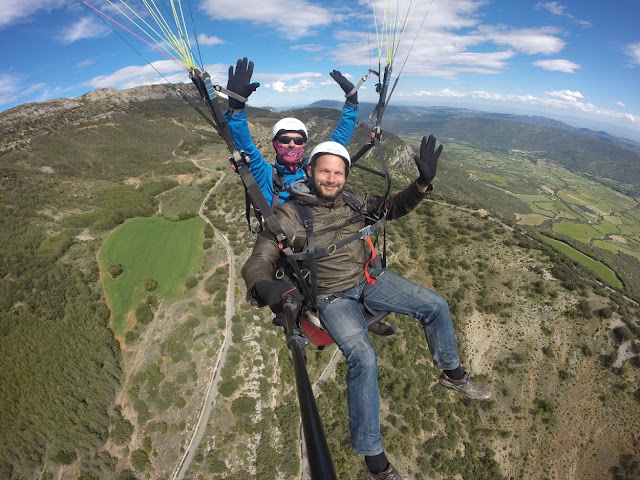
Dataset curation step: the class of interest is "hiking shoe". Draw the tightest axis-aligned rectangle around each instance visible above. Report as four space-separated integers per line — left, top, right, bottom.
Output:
367 319 396 336
439 372 491 400
364 461 406 480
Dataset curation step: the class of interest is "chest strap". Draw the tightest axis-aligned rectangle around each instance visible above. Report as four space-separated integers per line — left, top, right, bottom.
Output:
288 215 386 262
285 196 387 302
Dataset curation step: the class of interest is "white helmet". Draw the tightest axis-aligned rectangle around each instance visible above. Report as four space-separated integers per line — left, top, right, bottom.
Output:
272 117 308 142
309 141 351 171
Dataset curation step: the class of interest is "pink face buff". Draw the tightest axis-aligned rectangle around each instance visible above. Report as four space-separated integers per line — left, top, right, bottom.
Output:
273 140 305 172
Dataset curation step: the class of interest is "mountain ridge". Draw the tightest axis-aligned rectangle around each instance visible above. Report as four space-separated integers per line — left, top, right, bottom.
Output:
307 99 640 152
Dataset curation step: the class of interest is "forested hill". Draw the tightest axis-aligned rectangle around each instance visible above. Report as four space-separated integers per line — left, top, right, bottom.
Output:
1 84 639 479
310 100 640 196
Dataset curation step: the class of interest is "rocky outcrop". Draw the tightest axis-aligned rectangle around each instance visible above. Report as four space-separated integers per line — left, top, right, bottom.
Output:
0 82 196 153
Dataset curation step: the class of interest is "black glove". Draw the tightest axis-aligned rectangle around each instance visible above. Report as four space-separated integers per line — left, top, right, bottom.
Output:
253 279 304 314
414 134 443 187
227 57 260 110
330 70 357 104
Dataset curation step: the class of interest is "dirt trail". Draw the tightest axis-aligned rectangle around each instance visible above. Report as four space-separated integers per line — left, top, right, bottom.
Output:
172 171 237 480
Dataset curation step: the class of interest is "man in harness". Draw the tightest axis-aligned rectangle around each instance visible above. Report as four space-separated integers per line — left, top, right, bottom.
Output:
241 136 491 480
226 57 396 337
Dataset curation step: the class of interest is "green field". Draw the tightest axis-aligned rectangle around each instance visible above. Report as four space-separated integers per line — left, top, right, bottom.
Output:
592 239 619 254
99 216 205 333
539 235 623 289
517 213 549 225
592 219 622 237
553 221 602 244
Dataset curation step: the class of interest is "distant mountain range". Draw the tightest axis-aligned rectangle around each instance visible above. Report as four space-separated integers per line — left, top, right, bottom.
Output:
2 87 639 195
309 100 640 153
307 100 640 196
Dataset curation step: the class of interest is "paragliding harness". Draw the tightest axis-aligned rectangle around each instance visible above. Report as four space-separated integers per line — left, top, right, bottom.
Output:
277 191 391 348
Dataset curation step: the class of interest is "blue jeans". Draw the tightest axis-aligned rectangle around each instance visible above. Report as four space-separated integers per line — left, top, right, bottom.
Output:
316 268 460 455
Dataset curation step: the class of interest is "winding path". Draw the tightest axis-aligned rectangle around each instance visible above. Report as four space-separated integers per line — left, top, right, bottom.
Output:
172 172 237 480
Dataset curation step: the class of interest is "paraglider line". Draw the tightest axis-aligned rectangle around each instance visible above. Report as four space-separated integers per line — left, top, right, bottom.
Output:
84 1 184 69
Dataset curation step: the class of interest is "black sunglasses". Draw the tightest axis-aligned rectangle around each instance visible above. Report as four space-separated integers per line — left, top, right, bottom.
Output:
277 135 305 145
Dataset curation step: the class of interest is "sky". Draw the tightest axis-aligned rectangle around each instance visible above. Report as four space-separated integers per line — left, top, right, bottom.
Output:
1 0 640 141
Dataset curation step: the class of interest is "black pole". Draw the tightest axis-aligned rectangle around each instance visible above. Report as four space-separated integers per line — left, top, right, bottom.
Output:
283 298 337 480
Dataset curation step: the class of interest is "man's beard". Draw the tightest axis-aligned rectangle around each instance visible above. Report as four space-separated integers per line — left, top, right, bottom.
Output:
313 180 344 201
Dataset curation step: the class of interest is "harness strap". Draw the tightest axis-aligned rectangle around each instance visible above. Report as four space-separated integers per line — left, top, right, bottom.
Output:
344 70 374 99
289 216 386 262
303 214 318 301
212 84 248 104
280 244 317 311
231 157 283 235
272 166 284 208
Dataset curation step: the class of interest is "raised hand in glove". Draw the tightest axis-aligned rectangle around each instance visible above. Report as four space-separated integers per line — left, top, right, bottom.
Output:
253 279 304 314
227 57 260 110
330 70 357 105
414 134 443 187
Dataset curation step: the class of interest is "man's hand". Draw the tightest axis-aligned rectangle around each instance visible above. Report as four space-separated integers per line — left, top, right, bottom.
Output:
414 134 443 187
253 280 304 314
330 70 357 104
227 57 260 110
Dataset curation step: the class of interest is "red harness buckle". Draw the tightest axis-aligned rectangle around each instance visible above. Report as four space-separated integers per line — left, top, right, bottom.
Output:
364 237 377 284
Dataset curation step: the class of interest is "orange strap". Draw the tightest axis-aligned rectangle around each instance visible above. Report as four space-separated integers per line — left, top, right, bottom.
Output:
364 237 377 284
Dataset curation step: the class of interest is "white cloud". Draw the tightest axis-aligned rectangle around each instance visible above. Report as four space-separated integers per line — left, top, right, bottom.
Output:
408 87 640 125
0 73 51 106
267 79 316 93
625 42 640 67
534 2 591 27
197 34 224 47
60 16 111 43
322 71 354 86
86 60 187 89
23 82 46 96
200 0 336 38
261 72 323 93
535 2 566 16
260 72 323 82
0 72 63 108
77 59 95 69
333 2 567 80
84 61 229 91
476 25 565 55
534 59 580 73
616 101 625 108
291 44 326 53
546 89 583 102
0 72 22 105
0 0 67 28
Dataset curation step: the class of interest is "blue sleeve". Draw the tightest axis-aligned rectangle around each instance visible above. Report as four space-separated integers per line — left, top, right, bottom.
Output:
329 100 358 147
225 109 275 205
